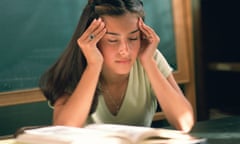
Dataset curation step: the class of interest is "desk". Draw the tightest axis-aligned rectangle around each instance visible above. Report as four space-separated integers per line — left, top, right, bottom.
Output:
190 116 240 144
0 116 240 144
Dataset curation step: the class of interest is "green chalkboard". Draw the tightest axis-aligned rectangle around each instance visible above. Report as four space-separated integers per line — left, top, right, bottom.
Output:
0 101 52 136
0 0 176 92
143 0 176 68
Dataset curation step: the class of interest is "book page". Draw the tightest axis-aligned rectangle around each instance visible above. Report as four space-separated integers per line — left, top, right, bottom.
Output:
85 124 166 143
85 124 207 144
16 126 130 144
16 125 206 144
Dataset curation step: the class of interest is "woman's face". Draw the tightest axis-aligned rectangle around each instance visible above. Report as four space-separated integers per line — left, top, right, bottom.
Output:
98 13 141 76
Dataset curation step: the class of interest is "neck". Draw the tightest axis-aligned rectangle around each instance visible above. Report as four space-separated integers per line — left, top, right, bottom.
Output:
100 73 129 85
100 73 129 116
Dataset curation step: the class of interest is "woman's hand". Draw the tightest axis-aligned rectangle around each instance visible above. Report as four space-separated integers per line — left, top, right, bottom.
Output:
138 18 160 65
77 18 106 66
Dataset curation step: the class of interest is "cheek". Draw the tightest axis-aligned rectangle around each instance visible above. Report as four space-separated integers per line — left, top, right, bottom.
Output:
130 41 141 54
97 40 109 54
97 42 114 59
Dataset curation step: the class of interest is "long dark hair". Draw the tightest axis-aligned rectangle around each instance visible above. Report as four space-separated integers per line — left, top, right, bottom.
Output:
39 0 144 114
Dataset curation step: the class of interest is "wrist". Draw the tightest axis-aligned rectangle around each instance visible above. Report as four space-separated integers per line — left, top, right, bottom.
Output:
140 57 155 69
87 62 103 72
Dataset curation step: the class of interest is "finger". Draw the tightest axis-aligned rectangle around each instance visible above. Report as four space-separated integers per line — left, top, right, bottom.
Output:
92 19 105 35
138 18 149 36
139 18 156 39
82 18 102 41
90 26 106 43
88 21 106 43
96 28 107 42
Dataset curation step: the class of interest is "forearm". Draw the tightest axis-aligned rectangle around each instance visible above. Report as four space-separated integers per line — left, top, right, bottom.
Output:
142 59 194 132
53 64 102 127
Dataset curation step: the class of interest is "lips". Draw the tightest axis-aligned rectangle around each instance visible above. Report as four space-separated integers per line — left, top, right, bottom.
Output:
116 59 131 64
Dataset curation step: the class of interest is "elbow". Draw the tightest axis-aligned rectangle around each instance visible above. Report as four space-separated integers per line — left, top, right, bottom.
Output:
181 117 195 133
53 118 85 128
53 112 87 128
174 112 195 133
178 119 194 133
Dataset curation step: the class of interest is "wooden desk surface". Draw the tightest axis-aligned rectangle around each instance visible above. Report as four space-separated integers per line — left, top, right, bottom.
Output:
191 116 240 144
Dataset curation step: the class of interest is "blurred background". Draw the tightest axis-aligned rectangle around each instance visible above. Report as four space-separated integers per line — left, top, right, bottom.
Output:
194 0 240 120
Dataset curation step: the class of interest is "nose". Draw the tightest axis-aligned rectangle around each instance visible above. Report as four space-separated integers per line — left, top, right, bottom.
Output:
119 41 129 57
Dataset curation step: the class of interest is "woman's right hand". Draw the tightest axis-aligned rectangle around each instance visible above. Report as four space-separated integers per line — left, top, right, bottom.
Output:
77 18 106 66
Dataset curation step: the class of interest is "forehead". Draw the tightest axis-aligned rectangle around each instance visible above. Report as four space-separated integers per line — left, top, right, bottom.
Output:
101 13 139 34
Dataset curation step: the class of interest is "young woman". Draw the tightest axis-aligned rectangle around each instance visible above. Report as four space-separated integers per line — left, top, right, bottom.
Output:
39 0 194 132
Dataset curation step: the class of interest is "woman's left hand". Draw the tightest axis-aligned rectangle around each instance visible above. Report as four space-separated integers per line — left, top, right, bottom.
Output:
138 18 160 65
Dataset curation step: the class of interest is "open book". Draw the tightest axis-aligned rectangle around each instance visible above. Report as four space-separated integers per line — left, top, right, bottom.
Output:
15 124 207 144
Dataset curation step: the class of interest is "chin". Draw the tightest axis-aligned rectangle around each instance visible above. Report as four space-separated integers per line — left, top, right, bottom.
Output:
115 69 131 75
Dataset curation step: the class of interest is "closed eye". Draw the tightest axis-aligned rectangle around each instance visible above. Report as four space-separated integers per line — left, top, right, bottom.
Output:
129 37 139 41
108 39 118 43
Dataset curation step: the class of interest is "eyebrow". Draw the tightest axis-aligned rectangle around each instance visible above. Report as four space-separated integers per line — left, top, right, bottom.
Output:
106 29 139 36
